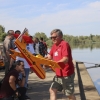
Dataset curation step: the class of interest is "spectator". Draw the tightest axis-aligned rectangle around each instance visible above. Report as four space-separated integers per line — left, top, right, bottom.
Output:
15 30 21 34
28 36 35 55
40 37 48 55
3 30 14 75
46 29 76 100
33 37 46 57
15 42 35 100
13 30 21 49
9 30 21 72
0 60 26 100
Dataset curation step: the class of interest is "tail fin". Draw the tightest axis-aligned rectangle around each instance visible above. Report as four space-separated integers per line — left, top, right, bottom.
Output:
15 28 29 48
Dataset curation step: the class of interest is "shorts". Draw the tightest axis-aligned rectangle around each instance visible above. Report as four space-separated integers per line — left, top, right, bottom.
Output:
50 73 75 96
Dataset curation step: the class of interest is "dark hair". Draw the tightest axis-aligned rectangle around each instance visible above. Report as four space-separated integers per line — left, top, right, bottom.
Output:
10 60 24 70
35 37 39 41
15 30 21 34
40 37 43 41
7 30 14 36
15 60 23 66
30 36 33 39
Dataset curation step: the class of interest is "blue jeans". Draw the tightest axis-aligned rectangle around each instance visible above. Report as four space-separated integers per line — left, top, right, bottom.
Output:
17 68 30 88
24 68 30 88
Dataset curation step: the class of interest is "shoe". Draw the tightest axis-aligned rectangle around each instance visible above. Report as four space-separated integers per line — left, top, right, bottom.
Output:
25 95 30 100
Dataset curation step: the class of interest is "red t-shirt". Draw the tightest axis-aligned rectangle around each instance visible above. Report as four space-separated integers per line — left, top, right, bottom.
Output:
0 69 19 98
49 40 74 77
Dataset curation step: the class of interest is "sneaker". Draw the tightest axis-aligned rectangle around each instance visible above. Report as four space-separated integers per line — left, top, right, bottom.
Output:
25 95 30 100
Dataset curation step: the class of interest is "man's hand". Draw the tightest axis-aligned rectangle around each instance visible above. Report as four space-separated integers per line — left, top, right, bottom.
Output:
21 69 25 76
15 91 21 97
45 54 52 60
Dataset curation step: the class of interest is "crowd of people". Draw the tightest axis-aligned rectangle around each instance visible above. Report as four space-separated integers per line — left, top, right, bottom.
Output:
0 29 76 100
0 30 47 100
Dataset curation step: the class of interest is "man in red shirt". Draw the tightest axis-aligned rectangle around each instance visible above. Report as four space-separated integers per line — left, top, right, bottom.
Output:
47 29 76 100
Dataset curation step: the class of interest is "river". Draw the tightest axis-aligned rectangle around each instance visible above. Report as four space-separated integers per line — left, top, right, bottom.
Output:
72 44 100 95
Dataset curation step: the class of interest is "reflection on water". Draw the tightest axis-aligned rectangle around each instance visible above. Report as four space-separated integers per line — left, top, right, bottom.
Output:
71 43 100 95
70 43 100 51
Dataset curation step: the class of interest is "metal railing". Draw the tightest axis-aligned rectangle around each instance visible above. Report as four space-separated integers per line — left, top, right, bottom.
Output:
76 62 86 100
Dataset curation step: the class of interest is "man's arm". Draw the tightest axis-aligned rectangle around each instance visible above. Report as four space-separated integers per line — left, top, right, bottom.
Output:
18 69 26 87
6 40 14 68
9 75 21 97
18 76 26 87
58 56 68 64
9 75 17 91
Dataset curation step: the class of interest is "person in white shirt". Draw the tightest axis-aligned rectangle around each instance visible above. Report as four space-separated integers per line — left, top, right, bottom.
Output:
15 43 35 100
16 43 35 87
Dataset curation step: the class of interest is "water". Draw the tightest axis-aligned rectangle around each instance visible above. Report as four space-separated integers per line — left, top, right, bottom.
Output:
72 47 100 94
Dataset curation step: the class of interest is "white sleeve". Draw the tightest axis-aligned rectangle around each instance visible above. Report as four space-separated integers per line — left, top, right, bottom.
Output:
15 48 20 52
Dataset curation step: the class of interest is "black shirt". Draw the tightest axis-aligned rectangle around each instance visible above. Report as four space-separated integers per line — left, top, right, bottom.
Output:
0 69 19 98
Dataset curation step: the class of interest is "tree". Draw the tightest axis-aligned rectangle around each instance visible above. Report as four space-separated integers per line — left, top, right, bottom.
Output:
46 39 52 48
0 25 6 42
0 25 5 34
33 32 48 41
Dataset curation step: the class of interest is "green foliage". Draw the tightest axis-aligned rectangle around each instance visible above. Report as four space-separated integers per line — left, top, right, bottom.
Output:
46 39 53 48
0 25 5 34
0 25 7 42
0 24 100 47
33 32 48 42
0 33 7 41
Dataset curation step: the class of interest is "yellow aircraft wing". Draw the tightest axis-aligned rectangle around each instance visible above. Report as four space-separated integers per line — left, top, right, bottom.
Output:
0 59 4 67
10 49 23 60
10 48 61 72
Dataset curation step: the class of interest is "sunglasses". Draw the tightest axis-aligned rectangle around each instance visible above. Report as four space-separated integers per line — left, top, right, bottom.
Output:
50 36 58 39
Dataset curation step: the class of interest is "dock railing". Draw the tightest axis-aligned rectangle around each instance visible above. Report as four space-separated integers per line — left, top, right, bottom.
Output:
74 61 100 100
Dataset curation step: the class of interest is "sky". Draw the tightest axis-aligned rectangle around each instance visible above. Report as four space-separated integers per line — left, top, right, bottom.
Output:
0 0 100 37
